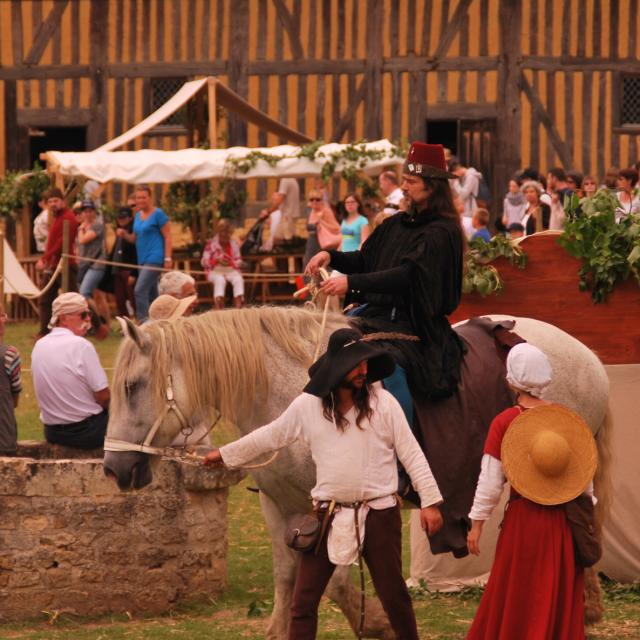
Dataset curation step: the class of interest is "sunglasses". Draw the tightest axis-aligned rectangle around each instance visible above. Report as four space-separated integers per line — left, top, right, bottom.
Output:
309 197 322 202
77 311 91 319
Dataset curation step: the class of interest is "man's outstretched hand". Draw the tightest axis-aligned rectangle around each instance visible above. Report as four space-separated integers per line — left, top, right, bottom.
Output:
203 448 224 467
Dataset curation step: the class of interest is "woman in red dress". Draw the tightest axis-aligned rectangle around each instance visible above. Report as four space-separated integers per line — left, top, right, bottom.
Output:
466 343 596 640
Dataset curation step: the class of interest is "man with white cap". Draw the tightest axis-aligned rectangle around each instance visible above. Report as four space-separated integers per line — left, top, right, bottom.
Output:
31 293 110 449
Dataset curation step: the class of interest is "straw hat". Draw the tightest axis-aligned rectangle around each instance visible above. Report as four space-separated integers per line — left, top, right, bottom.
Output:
501 404 597 506
148 294 196 322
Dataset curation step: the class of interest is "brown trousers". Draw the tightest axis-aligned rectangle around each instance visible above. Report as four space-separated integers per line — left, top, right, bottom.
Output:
288 504 419 640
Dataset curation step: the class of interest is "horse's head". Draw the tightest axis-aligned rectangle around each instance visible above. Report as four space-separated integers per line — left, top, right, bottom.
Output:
103 317 196 490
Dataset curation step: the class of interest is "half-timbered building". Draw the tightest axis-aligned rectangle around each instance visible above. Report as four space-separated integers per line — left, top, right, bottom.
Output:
1 0 639 204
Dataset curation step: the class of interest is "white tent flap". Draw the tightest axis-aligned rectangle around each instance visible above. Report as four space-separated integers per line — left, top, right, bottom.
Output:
2 240 40 296
44 140 403 184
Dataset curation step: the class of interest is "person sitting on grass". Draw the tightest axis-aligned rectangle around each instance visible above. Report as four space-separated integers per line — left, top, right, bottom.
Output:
471 208 492 243
31 293 109 450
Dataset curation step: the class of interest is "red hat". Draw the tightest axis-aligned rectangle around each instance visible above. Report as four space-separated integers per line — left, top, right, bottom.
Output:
403 142 455 180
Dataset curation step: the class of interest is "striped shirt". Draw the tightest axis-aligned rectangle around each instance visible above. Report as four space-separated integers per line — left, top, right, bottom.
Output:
3 345 21 395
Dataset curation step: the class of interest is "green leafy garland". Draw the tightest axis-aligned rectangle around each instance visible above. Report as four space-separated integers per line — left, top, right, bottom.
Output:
462 234 527 296
0 164 51 218
558 189 640 303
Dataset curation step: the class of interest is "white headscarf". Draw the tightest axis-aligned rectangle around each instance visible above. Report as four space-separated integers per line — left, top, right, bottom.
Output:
48 292 88 329
506 343 553 398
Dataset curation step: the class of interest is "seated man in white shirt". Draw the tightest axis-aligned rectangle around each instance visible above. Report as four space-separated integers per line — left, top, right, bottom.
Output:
32 292 110 450
204 327 443 640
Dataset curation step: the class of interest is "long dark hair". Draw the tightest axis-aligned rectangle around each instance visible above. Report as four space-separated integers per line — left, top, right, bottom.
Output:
422 177 466 249
321 384 374 431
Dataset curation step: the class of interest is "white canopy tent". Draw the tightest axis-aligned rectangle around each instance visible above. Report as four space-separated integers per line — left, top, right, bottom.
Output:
43 140 404 184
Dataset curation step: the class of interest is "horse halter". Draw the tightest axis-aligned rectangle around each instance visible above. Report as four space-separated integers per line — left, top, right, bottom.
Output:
103 327 220 459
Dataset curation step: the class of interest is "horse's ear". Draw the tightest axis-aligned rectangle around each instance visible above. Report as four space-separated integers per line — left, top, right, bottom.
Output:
116 316 147 351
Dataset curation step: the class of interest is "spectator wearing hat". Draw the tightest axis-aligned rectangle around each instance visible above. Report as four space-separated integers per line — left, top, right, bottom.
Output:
77 200 106 300
466 343 596 640
148 294 197 321
35 188 79 337
111 206 138 318
0 302 22 456
31 293 110 450
158 271 198 315
204 327 444 640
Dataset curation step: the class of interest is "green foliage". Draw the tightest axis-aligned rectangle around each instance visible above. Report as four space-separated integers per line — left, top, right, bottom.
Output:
409 579 484 603
0 164 50 218
462 234 527 297
559 189 640 303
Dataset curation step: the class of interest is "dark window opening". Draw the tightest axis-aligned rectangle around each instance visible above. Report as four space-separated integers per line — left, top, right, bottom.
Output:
426 120 458 156
621 75 640 126
150 77 188 127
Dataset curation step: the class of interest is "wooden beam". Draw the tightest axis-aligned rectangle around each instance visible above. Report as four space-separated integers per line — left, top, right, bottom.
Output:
17 107 92 127
364 0 384 140
24 0 69 66
426 102 498 120
272 0 304 59
494 1 522 209
432 0 474 60
10 0 23 65
4 80 28 170
227 0 249 146
87 0 108 149
519 72 573 169
330 77 367 142
523 56 640 73
0 64 90 80
109 61 228 78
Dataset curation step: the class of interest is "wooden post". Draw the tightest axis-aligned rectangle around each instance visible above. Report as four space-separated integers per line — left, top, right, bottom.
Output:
61 220 70 292
495 1 522 207
207 78 217 149
0 230 5 303
16 203 31 258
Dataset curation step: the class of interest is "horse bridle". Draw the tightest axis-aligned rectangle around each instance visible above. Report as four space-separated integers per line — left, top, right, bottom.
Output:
103 327 220 459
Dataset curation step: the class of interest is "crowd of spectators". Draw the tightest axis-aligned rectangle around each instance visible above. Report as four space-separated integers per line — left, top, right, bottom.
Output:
15 154 639 453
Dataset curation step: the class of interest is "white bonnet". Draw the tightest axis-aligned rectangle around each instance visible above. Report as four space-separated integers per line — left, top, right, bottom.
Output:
506 343 553 398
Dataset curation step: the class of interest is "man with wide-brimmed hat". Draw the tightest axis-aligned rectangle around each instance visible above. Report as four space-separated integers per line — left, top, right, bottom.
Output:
305 142 465 404
204 327 444 640
466 343 597 639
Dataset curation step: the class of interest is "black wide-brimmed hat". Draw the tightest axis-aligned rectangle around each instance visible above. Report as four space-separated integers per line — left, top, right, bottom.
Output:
303 328 396 397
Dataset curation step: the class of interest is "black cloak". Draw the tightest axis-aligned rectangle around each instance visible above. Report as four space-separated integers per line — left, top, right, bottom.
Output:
328 206 465 399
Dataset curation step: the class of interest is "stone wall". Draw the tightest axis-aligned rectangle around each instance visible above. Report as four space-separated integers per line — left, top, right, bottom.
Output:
0 442 244 621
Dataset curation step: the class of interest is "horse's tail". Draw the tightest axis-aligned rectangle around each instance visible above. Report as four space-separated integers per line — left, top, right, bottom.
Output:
584 407 613 627
594 407 613 532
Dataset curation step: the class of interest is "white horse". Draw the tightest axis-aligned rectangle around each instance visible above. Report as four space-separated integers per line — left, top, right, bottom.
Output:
103 306 610 639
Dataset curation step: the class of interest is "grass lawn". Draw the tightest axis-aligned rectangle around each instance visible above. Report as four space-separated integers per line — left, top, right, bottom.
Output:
3 320 639 639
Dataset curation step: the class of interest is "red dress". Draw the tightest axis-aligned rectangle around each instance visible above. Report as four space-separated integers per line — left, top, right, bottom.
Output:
467 407 585 640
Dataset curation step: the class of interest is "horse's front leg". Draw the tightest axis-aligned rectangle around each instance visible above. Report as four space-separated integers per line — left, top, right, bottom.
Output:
258 490 299 639
325 568 395 640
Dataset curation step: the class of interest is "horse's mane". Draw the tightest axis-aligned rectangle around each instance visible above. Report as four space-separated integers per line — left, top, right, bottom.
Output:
113 306 347 420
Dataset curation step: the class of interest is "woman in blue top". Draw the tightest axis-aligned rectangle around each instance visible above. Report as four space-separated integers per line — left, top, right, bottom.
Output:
118 185 172 322
340 193 370 252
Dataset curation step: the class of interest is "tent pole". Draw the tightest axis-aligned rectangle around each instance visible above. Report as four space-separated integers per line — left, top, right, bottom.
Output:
207 78 217 149
61 220 70 293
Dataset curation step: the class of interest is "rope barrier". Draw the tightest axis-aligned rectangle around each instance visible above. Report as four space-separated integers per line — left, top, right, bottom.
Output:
61 253 304 279
3 261 64 300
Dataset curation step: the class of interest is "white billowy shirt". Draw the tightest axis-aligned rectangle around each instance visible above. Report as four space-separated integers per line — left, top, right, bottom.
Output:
220 388 442 508
383 187 404 215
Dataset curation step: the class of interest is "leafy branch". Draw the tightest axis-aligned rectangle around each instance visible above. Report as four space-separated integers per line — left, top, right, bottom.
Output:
558 189 640 303
0 164 51 218
462 234 527 297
